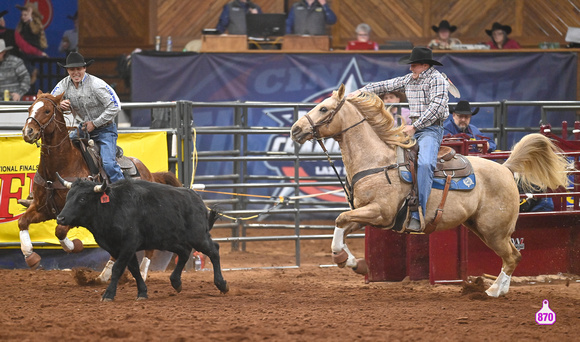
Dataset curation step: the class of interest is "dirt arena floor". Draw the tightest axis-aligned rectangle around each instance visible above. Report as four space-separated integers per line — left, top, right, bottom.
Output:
1 228 579 341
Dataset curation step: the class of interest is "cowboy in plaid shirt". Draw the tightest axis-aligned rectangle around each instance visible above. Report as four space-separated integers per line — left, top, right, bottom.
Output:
352 47 449 232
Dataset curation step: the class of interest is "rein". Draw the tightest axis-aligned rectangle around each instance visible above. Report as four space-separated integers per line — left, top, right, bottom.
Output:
26 97 69 149
303 97 367 209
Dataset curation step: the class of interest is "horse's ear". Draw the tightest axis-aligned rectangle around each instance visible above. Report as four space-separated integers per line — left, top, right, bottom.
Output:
337 84 345 99
54 92 65 102
36 89 43 96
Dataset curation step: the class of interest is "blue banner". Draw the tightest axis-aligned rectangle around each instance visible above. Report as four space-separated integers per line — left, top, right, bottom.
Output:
132 51 577 205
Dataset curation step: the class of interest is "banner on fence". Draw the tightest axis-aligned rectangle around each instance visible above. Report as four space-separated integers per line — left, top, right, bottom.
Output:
0 131 168 247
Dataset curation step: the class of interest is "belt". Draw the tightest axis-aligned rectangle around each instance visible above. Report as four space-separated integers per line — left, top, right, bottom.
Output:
97 120 114 128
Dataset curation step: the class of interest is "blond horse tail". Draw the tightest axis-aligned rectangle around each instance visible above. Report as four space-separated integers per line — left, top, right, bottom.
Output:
503 133 572 191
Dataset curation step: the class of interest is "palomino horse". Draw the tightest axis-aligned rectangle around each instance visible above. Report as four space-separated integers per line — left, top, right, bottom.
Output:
290 85 570 297
20 91 180 280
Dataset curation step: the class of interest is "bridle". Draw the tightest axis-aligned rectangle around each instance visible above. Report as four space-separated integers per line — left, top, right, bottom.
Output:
302 96 367 208
303 97 367 141
24 97 68 147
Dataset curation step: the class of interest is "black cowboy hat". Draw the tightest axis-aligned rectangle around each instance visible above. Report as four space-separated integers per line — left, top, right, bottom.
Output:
486 22 512 36
57 52 94 68
398 46 443 66
0 10 8 19
451 100 479 115
432 20 457 33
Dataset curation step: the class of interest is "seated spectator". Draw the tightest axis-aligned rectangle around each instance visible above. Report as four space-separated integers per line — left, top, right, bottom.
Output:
444 100 496 152
0 9 47 59
428 20 461 50
59 11 78 55
518 181 554 212
216 0 262 35
286 0 337 35
346 23 378 51
485 22 520 49
383 91 411 126
0 39 30 101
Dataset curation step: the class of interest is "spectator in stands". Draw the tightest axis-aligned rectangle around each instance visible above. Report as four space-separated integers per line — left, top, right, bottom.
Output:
0 39 30 101
444 100 496 152
346 23 379 51
51 52 125 183
16 3 48 84
485 22 520 49
286 0 337 35
0 9 47 59
349 47 449 232
428 20 461 50
216 0 262 34
518 182 554 212
58 11 78 55
383 90 411 126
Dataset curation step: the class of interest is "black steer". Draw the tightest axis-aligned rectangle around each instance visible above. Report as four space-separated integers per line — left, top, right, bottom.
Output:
56 175 229 301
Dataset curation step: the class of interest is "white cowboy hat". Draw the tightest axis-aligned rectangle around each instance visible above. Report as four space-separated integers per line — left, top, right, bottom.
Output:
0 39 14 53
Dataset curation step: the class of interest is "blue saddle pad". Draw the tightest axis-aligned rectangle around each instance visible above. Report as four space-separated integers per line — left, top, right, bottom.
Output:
399 171 476 191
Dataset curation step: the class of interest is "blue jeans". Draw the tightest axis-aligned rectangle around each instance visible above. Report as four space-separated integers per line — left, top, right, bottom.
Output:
412 125 444 219
70 123 125 183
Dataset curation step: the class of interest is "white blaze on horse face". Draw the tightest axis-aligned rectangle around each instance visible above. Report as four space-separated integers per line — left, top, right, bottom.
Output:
30 101 45 119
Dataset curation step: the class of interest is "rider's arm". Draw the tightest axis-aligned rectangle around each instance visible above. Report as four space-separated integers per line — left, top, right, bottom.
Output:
92 80 121 128
359 74 408 98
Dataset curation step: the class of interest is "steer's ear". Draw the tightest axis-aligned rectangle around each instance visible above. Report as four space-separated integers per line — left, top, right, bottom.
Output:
56 172 72 189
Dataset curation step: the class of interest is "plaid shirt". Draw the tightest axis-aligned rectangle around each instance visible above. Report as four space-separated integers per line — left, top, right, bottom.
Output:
51 73 121 128
361 67 449 130
0 54 30 96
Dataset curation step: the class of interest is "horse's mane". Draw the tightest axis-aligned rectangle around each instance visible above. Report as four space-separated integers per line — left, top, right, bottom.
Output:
347 91 415 148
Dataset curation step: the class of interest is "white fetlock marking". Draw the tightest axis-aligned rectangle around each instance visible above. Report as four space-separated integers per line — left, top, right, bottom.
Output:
97 260 114 282
140 257 151 281
59 237 75 252
331 227 346 253
19 230 33 257
485 271 511 297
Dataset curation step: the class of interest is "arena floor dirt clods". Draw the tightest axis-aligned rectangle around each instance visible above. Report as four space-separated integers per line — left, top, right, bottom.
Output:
1 231 579 341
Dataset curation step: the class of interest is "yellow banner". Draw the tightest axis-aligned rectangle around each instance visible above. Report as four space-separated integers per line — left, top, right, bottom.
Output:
0 131 168 248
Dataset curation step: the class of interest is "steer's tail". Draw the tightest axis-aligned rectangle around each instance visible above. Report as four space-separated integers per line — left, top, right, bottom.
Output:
503 133 572 191
207 208 220 231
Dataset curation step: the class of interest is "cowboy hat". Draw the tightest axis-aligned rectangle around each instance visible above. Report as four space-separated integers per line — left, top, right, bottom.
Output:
15 3 43 20
57 52 94 68
432 20 457 33
398 47 443 66
486 22 512 36
0 10 8 19
0 39 13 53
451 100 479 115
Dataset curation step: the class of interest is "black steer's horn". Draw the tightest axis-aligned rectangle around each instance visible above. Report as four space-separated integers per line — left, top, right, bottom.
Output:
93 180 108 193
56 172 73 189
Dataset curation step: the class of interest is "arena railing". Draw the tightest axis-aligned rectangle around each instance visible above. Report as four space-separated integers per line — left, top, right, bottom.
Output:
2 99 580 269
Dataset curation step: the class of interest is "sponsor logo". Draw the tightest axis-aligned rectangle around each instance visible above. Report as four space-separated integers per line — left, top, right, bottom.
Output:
263 58 368 203
511 237 525 251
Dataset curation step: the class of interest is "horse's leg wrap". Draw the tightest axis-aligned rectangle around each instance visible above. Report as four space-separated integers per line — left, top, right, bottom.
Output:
20 230 33 257
485 270 511 297
20 231 41 268
97 260 115 283
331 227 345 253
60 237 84 253
140 257 151 281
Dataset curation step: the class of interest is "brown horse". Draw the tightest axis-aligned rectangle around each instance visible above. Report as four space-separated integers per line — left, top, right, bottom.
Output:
290 85 571 297
20 91 180 281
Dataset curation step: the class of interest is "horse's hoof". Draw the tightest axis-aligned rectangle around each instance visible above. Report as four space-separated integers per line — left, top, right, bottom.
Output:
220 282 230 294
353 258 368 275
72 239 84 253
101 297 114 302
25 252 41 269
136 296 148 301
332 250 348 267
